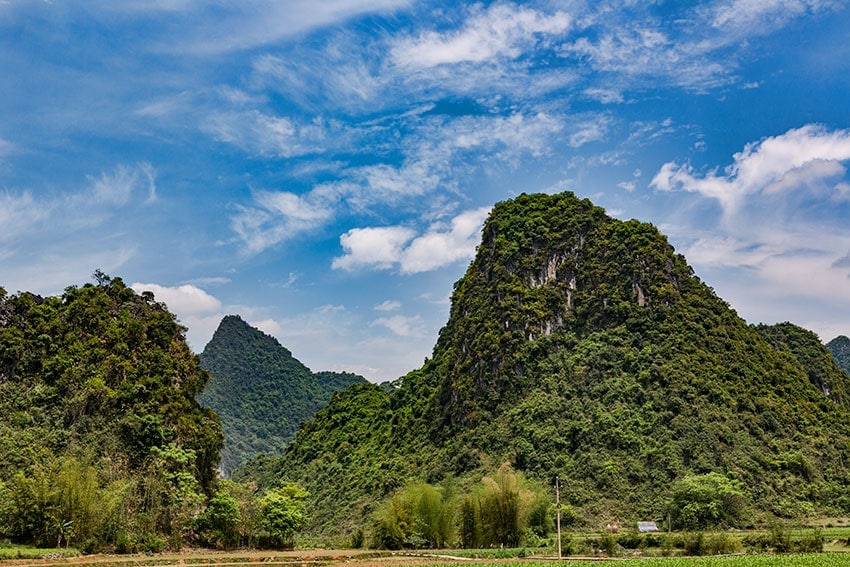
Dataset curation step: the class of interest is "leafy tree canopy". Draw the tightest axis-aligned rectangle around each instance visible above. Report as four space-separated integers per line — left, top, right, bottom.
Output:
0 272 222 549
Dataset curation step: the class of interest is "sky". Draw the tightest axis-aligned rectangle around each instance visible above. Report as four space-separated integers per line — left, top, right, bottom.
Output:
2 0 850 382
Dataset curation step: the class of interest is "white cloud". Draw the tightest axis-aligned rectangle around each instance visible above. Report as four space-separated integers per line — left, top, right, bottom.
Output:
130 282 225 352
400 206 490 274
130 282 222 315
371 314 424 337
375 300 401 311
651 124 850 219
332 226 416 271
250 318 284 337
332 206 490 274
655 125 850 340
391 3 570 69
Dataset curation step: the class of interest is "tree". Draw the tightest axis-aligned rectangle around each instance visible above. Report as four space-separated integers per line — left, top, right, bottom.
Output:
370 481 456 549
195 482 241 549
259 483 308 548
669 472 748 530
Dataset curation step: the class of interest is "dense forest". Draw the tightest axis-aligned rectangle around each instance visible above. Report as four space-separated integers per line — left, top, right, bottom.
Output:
198 315 365 475
240 192 850 544
0 275 308 552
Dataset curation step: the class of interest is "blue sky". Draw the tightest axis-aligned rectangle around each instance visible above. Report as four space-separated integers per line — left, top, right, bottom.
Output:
2 1 850 382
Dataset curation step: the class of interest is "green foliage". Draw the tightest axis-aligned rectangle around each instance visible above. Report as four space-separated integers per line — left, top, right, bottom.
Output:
199 315 366 475
472 464 540 548
669 473 747 530
370 481 455 549
680 531 742 556
0 273 222 550
756 323 850 410
827 335 850 376
258 483 308 549
195 492 238 549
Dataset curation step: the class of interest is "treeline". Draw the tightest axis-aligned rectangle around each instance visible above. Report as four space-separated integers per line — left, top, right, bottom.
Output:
364 464 748 550
0 274 306 552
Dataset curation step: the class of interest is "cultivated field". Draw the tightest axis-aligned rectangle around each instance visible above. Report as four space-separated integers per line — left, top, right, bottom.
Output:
4 548 850 567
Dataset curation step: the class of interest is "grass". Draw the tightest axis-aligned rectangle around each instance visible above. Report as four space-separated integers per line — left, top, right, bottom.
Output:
0 544 80 560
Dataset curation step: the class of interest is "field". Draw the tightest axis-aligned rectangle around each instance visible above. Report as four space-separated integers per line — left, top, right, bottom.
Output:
3 549 850 567
3 526 850 567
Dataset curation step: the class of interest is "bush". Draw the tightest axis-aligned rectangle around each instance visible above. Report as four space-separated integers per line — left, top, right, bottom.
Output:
795 528 824 553
670 473 748 530
681 532 741 556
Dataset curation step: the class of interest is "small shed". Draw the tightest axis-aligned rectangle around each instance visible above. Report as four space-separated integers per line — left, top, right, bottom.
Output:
637 521 660 533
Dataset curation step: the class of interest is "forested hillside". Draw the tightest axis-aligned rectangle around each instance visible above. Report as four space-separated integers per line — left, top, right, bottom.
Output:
0 273 222 550
827 335 850 376
242 192 850 539
199 315 365 475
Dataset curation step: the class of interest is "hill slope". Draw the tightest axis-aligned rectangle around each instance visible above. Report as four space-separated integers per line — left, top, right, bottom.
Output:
827 335 850 376
198 315 366 475
248 192 850 535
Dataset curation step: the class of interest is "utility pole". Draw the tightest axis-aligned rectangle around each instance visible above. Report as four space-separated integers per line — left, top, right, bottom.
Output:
555 476 562 559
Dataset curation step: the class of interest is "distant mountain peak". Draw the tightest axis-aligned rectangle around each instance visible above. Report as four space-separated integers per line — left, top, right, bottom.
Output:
198 315 366 476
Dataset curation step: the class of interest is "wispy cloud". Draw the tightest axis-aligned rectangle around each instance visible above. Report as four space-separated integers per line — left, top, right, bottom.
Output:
203 110 349 158
0 191 50 244
561 26 731 91
231 189 337 254
229 111 563 253
391 3 570 69
104 0 410 55
370 314 424 337
709 0 829 34
1 162 157 243
375 300 402 311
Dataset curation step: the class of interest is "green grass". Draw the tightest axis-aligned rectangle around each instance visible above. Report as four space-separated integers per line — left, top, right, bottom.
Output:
0 544 80 559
